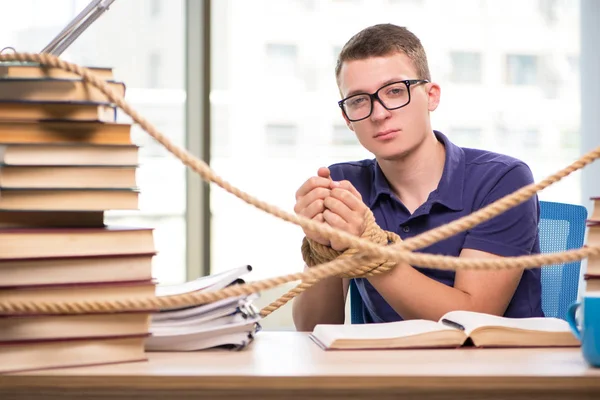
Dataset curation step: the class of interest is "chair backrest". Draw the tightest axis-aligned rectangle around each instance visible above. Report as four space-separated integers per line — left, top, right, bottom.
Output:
538 200 587 319
350 200 588 324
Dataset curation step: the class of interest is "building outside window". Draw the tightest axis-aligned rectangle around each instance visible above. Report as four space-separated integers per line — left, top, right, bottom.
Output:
506 54 539 85
449 51 482 84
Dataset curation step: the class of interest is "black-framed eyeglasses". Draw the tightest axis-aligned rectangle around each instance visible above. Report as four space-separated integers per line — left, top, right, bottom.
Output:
338 79 429 122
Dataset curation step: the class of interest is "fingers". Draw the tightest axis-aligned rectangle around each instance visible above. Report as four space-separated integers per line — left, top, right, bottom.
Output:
330 180 362 200
308 213 330 246
323 196 354 223
293 168 368 250
295 175 331 200
323 208 348 231
317 167 331 179
328 187 365 212
294 187 330 215
299 198 326 220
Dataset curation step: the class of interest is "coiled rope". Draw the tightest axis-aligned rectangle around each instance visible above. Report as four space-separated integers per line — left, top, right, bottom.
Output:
0 52 598 317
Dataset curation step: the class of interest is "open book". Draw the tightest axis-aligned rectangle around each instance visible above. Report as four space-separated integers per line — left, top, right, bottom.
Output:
310 310 580 350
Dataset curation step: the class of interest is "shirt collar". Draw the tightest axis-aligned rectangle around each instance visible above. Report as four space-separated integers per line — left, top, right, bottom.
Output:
368 130 465 211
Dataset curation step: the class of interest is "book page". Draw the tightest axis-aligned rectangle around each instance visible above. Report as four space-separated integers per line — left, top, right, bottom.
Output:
155 265 251 297
152 294 255 322
312 319 455 347
440 310 572 335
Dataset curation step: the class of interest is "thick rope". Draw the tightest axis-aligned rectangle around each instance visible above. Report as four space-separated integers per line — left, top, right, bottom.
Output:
0 52 598 317
0 246 598 315
261 209 399 316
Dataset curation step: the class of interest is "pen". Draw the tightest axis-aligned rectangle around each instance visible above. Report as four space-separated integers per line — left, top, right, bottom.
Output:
441 318 465 331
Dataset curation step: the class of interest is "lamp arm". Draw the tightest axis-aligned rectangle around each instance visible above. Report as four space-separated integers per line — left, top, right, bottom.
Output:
40 0 116 56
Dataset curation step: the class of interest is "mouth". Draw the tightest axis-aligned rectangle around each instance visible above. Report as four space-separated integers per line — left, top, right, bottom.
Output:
373 129 399 141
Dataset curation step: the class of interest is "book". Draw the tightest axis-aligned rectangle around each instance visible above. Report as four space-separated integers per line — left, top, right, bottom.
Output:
147 294 261 352
586 220 600 276
0 62 113 80
0 279 156 308
309 310 580 350
0 312 150 342
583 277 600 293
0 253 155 287
0 335 147 374
146 266 261 351
589 197 600 221
0 78 126 103
586 254 600 277
0 143 138 166
0 100 116 122
0 164 137 189
152 294 254 323
0 226 155 258
0 188 139 211
0 210 105 228
0 120 132 145
155 264 253 300
146 316 260 352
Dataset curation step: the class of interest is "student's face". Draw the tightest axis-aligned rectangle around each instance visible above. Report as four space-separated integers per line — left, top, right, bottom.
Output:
337 52 440 161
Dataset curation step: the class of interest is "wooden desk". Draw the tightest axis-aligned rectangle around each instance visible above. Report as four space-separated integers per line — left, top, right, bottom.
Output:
0 331 599 399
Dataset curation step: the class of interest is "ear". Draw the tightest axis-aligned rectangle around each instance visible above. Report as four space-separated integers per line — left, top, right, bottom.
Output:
426 82 441 112
341 109 355 132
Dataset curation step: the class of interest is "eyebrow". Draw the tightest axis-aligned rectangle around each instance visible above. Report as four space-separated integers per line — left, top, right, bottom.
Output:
345 78 407 98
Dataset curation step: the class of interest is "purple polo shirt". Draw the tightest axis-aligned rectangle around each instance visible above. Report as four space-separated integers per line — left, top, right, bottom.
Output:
329 131 543 323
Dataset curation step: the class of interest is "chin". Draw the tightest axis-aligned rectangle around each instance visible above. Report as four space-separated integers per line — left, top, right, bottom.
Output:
376 151 410 162
370 144 412 161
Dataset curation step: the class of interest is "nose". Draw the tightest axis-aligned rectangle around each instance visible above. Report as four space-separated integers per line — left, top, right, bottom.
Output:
370 98 392 122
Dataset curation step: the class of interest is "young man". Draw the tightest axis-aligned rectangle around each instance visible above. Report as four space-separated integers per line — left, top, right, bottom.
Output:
291 24 543 331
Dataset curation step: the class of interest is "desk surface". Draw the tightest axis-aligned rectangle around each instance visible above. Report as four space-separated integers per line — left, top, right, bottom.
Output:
1 331 599 399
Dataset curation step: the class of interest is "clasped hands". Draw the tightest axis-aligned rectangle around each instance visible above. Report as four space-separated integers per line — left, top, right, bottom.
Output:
294 167 368 252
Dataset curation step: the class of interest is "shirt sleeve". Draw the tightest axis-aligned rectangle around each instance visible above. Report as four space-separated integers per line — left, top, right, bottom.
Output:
462 162 540 257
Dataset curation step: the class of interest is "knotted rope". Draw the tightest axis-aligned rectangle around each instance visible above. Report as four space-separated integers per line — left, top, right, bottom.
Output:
260 209 400 316
0 52 599 317
302 209 400 276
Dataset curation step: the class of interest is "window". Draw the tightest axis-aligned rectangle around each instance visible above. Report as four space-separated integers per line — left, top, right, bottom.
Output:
522 129 540 148
211 104 230 158
332 124 356 146
0 0 188 286
506 54 539 85
539 0 559 23
567 55 579 74
495 127 540 156
266 43 298 78
266 123 298 147
449 127 483 148
333 45 343 64
560 130 579 150
150 0 161 17
295 0 316 9
388 0 425 6
148 52 161 88
449 52 482 84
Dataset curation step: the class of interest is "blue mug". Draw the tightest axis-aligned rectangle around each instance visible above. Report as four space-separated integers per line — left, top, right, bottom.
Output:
566 296 600 367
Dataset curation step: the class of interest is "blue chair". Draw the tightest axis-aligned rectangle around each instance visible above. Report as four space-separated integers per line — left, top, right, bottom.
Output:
350 200 588 323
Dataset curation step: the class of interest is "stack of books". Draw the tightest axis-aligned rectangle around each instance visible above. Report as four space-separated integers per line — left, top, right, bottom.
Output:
147 264 262 352
584 197 600 293
0 62 263 374
0 62 156 374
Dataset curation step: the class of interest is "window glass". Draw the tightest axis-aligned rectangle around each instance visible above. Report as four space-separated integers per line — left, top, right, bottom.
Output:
0 0 187 285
